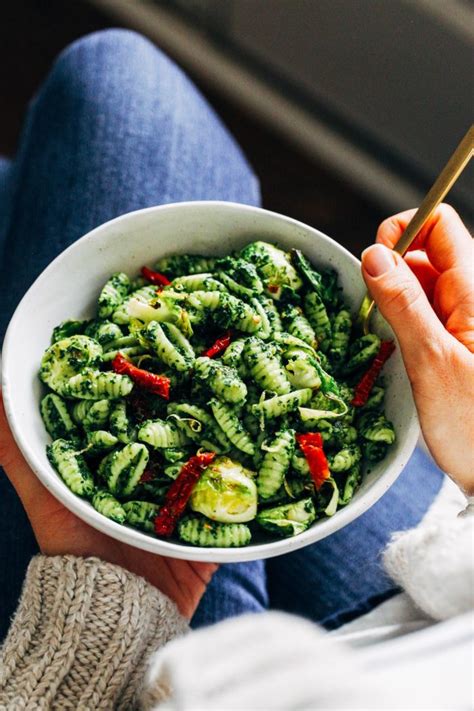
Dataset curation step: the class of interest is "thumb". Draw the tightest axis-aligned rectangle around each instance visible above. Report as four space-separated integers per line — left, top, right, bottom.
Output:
361 244 447 370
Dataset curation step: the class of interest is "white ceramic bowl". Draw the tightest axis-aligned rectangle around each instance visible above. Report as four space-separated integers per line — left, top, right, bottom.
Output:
2 202 419 563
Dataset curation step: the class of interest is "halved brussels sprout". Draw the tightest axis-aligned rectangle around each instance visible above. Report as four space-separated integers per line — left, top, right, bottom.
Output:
40 335 102 395
256 497 316 537
190 456 257 523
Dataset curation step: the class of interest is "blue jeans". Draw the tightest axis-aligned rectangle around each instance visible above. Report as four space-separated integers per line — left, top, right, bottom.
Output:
0 30 444 641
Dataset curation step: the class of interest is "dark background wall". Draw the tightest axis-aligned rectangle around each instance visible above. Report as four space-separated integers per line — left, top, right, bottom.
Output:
0 0 423 257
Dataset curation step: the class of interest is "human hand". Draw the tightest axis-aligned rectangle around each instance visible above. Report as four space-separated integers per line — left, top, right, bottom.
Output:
0 393 216 619
361 204 474 494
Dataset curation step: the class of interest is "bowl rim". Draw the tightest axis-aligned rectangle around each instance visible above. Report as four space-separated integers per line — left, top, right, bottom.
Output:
1 200 419 563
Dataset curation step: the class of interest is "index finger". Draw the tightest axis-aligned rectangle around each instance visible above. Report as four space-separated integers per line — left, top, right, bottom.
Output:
376 204 473 274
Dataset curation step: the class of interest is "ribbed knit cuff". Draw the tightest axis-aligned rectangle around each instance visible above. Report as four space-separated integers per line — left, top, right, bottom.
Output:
0 555 188 710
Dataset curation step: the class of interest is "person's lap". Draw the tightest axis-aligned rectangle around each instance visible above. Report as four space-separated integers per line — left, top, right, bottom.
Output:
0 29 260 639
0 29 444 641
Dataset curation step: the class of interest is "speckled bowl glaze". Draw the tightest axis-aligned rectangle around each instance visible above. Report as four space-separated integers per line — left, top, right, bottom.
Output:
2 202 419 563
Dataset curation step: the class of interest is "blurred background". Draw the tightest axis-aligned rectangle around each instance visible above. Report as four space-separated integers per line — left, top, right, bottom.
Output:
1 0 473 256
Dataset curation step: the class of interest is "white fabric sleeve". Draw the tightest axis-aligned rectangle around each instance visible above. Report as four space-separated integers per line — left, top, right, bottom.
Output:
383 497 474 620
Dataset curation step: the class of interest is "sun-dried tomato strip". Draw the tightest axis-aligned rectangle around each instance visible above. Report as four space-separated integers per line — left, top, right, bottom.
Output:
351 340 395 407
154 452 216 537
202 331 232 358
295 432 330 490
139 470 156 483
141 265 172 286
140 455 162 483
112 353 170 399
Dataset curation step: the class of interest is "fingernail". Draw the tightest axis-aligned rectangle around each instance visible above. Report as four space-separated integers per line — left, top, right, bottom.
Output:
362 244 396 277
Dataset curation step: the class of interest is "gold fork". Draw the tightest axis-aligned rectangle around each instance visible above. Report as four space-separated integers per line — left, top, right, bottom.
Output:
358 124 474 334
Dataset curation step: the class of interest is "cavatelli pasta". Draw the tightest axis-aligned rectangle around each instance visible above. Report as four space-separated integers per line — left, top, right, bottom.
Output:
185 289 222 313
40 239 396 547
243 337 291 395
138 419 191 448
155 254 217 276
98 272 131 319
284 349 322 389
109 400 134 443
251 298 272 340
220 294 262 333
281 304 317 347
40 393 78 440
252 388 312 420
221 338 246 368
146 321 194 372
92 488 126 523
328 309 351 365
257 429 295 499
194 357 247 404
210 399 255 455
85 320 123 345
47 439 95 497
216 257 264 294
258 296 283 336
187 291 262 333
98 442 149 496
72 399 112 430
171 273 226 292
123 501 159 532
65 370 133 400
178 516 252 547
304 291 331 348
358 412 396 444
85 429 119 454
218 272 256 299
329 444 361 472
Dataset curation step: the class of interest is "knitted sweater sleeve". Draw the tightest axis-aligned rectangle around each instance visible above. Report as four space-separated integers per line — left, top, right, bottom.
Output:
0 555 188 710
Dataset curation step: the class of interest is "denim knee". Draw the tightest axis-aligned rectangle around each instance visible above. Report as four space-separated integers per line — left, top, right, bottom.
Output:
38 29 185 113
25 28 259 208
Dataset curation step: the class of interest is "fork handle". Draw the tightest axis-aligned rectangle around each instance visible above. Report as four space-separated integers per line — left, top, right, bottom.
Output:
394 124 473 257
359 124 473 334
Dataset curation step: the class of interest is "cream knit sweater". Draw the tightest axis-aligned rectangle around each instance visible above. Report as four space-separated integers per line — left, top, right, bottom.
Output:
1 480 473 710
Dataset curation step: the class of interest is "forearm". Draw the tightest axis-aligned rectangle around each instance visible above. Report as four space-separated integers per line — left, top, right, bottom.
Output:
0 555 188 709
